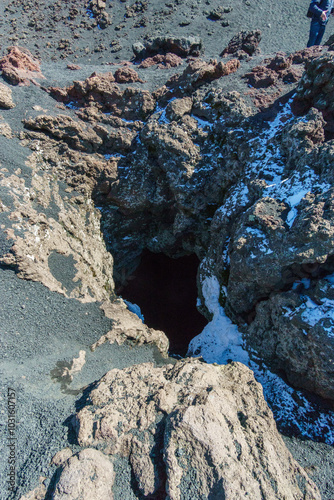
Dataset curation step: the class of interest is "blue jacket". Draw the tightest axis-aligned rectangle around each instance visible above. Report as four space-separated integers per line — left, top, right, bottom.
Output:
310 0 334 24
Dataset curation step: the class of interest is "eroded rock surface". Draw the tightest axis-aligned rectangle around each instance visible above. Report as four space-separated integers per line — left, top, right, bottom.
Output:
43 360 320 499
13 49 334 403
222 29 262 58
292 52 334 136
0 46 45 86
49 72 155 119
0 81 15 108
133 35 203 59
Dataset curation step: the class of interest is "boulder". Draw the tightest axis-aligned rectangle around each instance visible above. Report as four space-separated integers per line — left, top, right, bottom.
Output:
114 67 144 83
166 58 240 92
139 53 183 69
247 285 334 400
133 36 203 59
0 46 44 86
0 82 15 109
63 359 320 499
165 97 193 121
49 73 155 120
292 52 334 136
221 29 261 58
52 449 115 500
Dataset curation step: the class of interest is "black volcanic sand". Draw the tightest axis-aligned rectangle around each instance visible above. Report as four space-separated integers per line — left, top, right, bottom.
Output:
0 0 334 498
0 266 172 500
0 0 333 64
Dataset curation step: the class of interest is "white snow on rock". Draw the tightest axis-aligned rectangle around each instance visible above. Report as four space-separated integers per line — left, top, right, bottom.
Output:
189 275 334 444
301 297 334 337
188 276 249 365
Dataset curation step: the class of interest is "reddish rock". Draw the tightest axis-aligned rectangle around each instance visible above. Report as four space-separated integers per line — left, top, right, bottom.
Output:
245 51 305 89
167 58 240 92
245 88 282 110
114 67 144 83
49 72 155 120
139 53 182 69
246 66 278 89
0 46 45 86
67 63 81 71
291 46 324 64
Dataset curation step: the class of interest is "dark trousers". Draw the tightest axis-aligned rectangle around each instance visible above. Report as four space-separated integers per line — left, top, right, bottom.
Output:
307 18 326 47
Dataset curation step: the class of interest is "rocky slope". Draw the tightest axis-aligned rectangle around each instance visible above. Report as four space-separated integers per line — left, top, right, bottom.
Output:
0 0 334 499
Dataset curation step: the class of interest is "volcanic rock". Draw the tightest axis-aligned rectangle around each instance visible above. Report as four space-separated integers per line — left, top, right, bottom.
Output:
247 285 334 400
0 46 45 86
292 52 334 136
49 73 155 120
0 82 15 109
221 29 261 58
87 0 111 29
52 448 115 499
58 359 320 499
133 35 203 59
166 58 240 92
114 67 144 83
165 97 193 121
245 51 305 89
139 53 183 69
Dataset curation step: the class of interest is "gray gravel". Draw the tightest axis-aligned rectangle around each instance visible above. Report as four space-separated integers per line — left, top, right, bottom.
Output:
0 266 169 499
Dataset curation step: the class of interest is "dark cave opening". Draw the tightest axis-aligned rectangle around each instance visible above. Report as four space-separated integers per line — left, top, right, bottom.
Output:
117 251 208 357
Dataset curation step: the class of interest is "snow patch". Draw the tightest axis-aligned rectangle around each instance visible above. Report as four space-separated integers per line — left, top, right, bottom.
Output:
189 274 334 444
188 276 249 365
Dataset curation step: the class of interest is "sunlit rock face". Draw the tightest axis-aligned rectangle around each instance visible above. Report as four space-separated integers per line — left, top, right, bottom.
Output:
52 360 320 500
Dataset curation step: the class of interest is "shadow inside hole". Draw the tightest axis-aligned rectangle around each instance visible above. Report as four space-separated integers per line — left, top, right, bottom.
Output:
117 251 208 357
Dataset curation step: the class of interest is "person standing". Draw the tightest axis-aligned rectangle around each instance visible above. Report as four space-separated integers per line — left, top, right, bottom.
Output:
307 0 334 47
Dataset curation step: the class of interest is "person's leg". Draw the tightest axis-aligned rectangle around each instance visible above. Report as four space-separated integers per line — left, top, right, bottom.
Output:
307 18 321 47
315 23 326 45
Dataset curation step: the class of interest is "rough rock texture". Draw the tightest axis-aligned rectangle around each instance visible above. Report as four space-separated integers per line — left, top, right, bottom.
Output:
0 128 170 355
221 29 262 58
20 477 47 500
166 58 240 93
43 359 319 499
245 52 302 88
17 48 334 403
245 48 326 90
133 35 203 59
88 0 112 29
91 299 169 356
226 189 334 318
247 286 334 400
292 52 334 136
0 81 15 108
114 67 144 83
49 72 155 120
0 147 114 302
0 115 12 137
52 448 115 499
1 1 334 498
139 53 183 69
0 46 45 86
